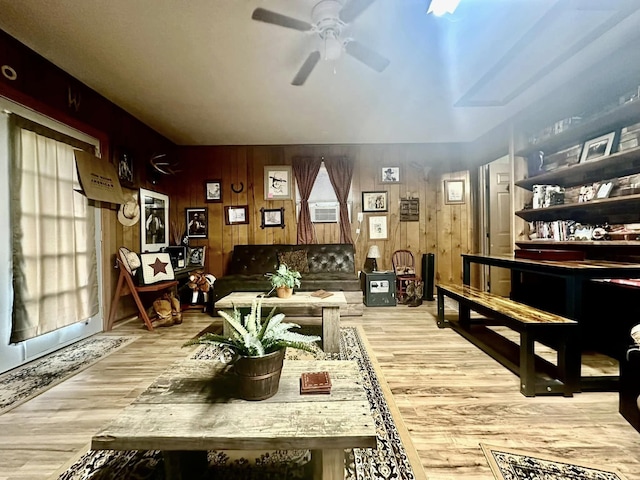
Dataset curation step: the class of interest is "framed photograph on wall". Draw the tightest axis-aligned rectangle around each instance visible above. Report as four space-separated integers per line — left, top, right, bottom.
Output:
381 166 400 183
186 207 208 238
114 147 134 187
369 215 388 240
187 246 206 267
140 188 169 253
264 165 293 200
204 179 222 203
261 207 285 229
444 179 465 204
362 191 388 212
580 132 616 163
225 205 249 225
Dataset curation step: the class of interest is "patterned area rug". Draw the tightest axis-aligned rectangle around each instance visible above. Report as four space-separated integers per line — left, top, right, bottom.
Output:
481 444 629 480
56 326 419 479
0 335 139 415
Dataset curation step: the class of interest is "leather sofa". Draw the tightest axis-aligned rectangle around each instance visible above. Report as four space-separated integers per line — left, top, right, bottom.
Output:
620 344 640 433
213 244 361 306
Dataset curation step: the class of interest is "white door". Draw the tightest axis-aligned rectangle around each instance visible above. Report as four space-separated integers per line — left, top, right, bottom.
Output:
488 156 512 296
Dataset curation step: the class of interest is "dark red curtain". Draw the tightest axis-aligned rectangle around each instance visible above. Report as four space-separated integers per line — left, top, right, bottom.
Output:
292 156 322 244
324 156 354 244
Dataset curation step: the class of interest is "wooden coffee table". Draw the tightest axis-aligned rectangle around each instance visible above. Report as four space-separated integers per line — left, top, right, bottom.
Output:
92 359 376 480
216 291 348 353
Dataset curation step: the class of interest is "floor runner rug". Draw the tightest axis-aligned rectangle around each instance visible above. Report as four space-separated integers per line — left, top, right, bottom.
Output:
56 326 421 479
0 335 139 415
481 444 629 480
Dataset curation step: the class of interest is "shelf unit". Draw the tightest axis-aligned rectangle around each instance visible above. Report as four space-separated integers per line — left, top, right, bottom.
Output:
514 97 640 252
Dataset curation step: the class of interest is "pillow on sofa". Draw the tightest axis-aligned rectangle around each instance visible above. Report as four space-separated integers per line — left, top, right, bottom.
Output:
277 250 309 273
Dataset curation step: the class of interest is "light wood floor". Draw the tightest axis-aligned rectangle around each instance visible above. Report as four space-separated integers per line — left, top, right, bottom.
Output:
1 302 639 480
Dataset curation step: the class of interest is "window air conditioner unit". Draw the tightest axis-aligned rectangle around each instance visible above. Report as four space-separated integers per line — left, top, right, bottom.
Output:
310 203 339 223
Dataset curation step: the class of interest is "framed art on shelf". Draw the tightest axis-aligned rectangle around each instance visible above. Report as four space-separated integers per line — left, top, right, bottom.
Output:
362 191 388 212
140 188 169 253
187 246 206 267
264 165 293 200
369 216 388 240
444 179 465 204
381 166 400 183
186 207 208 238
261 207 285 229
580 132 616 163
204 179 222 203
225 205 249 225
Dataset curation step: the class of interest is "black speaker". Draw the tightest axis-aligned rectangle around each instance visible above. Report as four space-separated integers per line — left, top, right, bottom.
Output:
422 253 435 301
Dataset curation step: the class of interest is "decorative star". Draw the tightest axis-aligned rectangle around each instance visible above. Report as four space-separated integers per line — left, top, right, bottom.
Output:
149 257 169 276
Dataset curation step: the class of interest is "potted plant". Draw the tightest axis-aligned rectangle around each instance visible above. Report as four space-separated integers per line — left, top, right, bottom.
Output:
184 298 319 400
265 263 301 298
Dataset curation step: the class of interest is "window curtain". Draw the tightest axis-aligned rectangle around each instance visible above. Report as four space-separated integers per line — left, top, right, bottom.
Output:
10 118 99 343
324 156 354 244
292 156 322 244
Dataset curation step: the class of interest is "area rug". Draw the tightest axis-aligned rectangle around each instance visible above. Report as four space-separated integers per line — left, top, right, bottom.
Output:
55 326 422 480
481 444 629 480
0 335 139 415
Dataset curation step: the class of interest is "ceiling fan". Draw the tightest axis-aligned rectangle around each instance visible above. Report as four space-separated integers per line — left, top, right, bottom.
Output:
252 0 390 86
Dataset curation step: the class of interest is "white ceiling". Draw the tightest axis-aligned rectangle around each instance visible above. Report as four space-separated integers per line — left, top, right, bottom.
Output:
1 0 640 146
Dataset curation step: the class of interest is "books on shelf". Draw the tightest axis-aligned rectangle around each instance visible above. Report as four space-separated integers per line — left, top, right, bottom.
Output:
300 371 332 394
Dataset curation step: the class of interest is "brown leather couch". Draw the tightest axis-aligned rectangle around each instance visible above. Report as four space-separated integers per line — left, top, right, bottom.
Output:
213 244 361 306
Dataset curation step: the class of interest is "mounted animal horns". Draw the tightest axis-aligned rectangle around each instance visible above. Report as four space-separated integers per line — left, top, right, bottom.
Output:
150 153 181 175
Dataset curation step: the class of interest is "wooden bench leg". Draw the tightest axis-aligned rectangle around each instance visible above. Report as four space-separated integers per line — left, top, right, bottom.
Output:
557 331 581 396
520 329 536 397
436 288 447 328
311 449 343 480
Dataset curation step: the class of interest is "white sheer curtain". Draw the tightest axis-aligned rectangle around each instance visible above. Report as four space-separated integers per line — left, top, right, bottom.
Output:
10 126 99 342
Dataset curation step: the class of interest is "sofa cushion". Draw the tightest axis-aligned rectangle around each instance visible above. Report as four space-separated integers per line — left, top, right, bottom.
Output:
277 249 309 273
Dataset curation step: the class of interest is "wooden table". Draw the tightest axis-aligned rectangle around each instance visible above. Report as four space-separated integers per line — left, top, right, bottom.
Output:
92 359 376 480
216 291 348 353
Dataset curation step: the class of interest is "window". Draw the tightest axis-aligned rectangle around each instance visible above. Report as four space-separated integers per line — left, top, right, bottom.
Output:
296 162 352 223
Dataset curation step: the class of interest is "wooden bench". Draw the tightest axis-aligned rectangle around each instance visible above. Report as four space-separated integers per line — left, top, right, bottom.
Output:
437 283 580 397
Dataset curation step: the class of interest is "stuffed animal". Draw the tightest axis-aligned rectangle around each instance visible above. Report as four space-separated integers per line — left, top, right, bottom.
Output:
187 270 216 304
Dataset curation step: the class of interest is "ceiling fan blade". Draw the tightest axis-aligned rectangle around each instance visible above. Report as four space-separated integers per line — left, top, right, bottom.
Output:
291 51 321 86
345 40 390 72
339 0 376 23
251 8 312 31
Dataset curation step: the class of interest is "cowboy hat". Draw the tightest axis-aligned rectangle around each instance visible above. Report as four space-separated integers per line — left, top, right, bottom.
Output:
118 246 141 276
117 193 140 227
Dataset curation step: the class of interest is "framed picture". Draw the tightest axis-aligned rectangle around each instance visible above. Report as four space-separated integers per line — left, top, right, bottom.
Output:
362 191 388 212
187 246 206 267
400 198 419 221
444 179 465 204
204 179 222 203
115 147 134 187
140 188 169 253
261 207 285 229
369 215 388 240
264 165 293 200
381 166 400 183
596 180 615 199
186 207 208 238
225 205 249 225
580 132 615 163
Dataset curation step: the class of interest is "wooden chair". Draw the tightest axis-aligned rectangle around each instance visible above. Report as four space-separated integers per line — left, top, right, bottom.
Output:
392 250 420 303
108 259 178 331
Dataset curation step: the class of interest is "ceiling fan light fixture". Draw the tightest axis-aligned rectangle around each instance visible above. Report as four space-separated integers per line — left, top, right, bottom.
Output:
323 30 342 60
427 0 461 16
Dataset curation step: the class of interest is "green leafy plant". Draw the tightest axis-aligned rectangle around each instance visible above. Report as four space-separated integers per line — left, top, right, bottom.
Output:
265 263 302 290
183 298 320 357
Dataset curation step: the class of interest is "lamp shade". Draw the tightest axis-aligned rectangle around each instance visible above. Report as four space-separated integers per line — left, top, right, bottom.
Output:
367 245 381 259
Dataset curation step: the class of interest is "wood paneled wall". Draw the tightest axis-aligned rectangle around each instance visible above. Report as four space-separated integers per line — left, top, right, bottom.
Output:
168 144 476 287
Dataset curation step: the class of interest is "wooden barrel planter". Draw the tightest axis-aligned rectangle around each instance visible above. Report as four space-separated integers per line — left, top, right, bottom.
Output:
234 348 286 400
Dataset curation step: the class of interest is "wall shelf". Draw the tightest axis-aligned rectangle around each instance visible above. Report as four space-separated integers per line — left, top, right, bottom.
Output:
515 194 640 224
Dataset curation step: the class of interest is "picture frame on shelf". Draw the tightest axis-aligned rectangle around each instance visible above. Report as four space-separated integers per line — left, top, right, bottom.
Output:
444 179 465 204
187 246 206 267
362 191 388 212
596 181 615 199
579 132 615 163
380 166 400 183
264 165 293 200
186 207 208 238
140 188 169 253
260 207 285 229
368 215 388 240
204 179 222 203
225 205 249 225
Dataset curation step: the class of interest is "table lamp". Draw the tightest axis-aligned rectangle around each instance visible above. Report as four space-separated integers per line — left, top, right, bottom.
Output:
366 245 380 272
